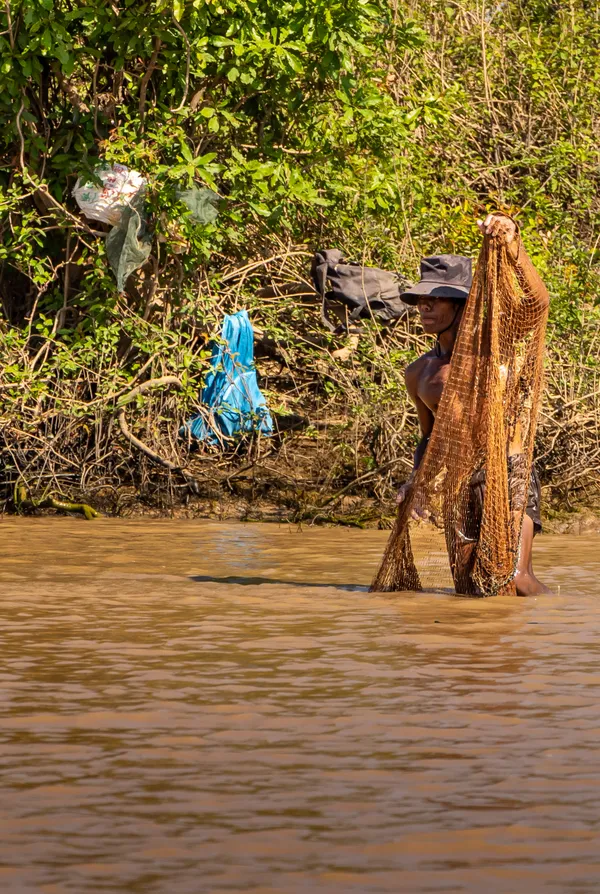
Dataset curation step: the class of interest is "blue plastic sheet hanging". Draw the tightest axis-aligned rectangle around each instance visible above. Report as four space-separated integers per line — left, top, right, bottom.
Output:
182 310 273 445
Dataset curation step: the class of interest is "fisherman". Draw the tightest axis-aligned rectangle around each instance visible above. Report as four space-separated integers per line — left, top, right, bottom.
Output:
396 213 550 596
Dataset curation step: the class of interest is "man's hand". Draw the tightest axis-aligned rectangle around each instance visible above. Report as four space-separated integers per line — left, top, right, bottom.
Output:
396 479 413 505
477 213 519 258
397 477 432 522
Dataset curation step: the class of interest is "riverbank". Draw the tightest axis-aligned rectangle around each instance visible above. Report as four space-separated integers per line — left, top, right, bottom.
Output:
3 277 600 528
6 476 600 537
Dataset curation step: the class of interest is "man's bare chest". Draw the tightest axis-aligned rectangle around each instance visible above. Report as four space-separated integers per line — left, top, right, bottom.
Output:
416 358 451 415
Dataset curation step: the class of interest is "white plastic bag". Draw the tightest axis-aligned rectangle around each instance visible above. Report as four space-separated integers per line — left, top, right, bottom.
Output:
72 163 146 226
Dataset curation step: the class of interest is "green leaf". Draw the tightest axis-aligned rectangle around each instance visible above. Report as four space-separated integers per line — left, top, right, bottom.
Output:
181 141 193 163
284 51 304 73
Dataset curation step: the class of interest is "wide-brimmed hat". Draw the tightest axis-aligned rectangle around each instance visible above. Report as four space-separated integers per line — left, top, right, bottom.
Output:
400 255 472 305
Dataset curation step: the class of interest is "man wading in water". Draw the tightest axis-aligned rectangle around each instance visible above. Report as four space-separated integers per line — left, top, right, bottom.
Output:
397 213 550 597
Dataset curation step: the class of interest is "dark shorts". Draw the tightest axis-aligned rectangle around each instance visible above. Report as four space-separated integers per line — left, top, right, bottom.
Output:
469 456 542 537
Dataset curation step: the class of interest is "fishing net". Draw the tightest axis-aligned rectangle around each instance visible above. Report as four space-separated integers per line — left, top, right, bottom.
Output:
371 232 548 597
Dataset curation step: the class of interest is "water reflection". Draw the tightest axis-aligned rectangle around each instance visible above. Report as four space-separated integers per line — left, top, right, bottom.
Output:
191 574 367 590
0 519 599 892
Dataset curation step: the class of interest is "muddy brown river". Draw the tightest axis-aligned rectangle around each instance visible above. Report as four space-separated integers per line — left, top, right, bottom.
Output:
1 519 599 893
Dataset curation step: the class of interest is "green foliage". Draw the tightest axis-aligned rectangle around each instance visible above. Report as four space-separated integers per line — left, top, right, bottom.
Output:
391 0 600 334
0 0 415 283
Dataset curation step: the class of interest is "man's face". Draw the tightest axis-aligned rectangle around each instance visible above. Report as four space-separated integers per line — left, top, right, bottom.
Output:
417 296 461 334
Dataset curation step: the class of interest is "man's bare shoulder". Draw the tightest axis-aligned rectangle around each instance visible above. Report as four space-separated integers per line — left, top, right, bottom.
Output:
405 351 435 383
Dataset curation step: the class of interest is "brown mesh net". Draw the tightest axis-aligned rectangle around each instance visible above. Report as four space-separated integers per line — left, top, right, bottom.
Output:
371 232 549 597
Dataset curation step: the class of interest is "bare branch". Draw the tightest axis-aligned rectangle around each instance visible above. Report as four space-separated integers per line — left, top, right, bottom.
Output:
117 375 183 407
171 16 191 112
139 36 162 129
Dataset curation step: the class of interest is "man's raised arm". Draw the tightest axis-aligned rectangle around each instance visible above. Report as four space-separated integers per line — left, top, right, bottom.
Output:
477 213 549 329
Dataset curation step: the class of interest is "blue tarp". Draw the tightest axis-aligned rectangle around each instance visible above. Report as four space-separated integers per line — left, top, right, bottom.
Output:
182 309 273 445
